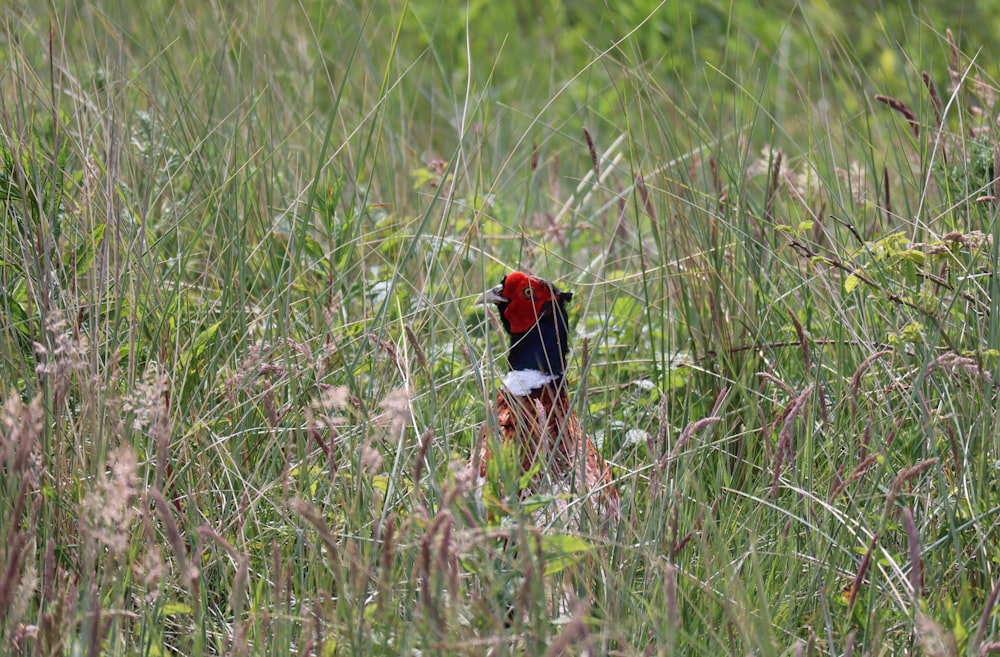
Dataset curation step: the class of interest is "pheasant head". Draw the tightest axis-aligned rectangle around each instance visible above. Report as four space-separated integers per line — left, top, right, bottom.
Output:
481 271 574 394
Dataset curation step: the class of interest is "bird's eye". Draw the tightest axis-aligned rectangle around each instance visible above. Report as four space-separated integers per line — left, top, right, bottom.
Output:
522 287 535 299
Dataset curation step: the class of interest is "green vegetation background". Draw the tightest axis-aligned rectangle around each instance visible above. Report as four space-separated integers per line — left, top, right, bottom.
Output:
3 1 1000 655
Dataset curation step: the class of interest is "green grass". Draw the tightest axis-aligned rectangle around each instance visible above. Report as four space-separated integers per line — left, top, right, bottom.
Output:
3 1 1000 655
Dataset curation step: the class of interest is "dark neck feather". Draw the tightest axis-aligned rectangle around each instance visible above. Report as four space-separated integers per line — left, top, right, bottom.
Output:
504 305 571 379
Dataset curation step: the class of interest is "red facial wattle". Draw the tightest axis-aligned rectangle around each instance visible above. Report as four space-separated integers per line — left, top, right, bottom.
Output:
497 272 558 334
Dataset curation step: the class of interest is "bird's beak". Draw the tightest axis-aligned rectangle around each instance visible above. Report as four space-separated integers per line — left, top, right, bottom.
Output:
477 284 507 306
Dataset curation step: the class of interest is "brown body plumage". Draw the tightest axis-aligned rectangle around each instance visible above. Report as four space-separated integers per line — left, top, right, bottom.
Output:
474 271 618 519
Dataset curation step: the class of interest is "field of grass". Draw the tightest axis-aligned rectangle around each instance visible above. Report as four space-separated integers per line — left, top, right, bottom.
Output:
3 1 1000 655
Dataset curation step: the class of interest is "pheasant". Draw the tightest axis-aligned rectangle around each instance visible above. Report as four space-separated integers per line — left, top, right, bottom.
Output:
473 271 618 520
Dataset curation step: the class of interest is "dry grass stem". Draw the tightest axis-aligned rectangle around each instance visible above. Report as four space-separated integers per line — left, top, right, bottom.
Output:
849 349 893 405
971 574 1000 654
922 71 943 127
635 173 656 221
583 127 600 176
902 506 921 599
150 487 195 592
543 599 590 657
848 533 877 610
875 95 920 137
771 385 814 497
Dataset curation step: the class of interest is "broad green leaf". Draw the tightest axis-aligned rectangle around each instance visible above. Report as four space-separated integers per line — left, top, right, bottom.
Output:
542 533 595 576
162 602 194 615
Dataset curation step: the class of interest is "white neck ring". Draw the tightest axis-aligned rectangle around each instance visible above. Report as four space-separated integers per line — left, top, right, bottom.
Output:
501 369 558 396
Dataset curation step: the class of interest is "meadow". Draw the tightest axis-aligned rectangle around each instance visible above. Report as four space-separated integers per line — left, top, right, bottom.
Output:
3 1 1000 655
